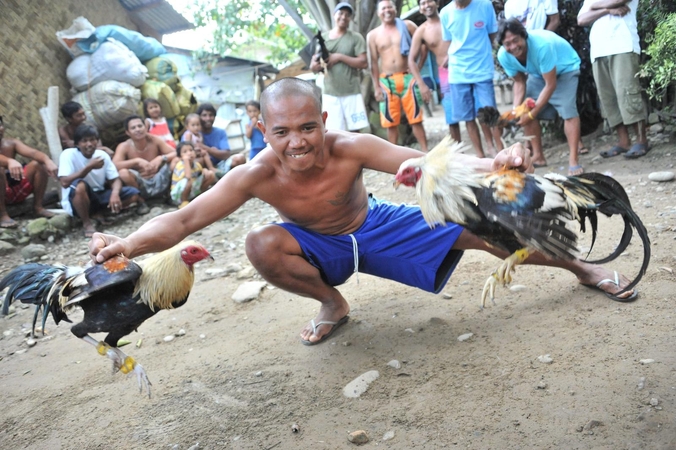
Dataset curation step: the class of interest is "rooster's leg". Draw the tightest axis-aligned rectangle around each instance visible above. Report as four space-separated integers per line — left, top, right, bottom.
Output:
481 248 531 308
81 335 152 398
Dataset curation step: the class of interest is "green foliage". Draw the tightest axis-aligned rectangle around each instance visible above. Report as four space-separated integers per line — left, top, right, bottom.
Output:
188 0 309 66
638 13 676 101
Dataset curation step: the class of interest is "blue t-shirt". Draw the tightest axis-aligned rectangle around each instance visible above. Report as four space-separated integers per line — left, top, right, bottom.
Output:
249 120 265 151
440 0 498 84
497 29 581 79
202 126 230 166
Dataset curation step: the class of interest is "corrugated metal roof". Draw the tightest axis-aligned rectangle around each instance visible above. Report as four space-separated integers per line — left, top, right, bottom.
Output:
118 0 194 35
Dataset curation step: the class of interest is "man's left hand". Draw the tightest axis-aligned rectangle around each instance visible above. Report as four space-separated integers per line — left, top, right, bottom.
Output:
492 143 533 173
108 192 122 214
326 53 342 69
44 160 58 178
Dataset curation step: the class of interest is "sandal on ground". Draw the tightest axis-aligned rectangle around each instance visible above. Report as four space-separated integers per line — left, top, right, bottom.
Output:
568 165 584 176
578 146 589 155
533 162 548 168
582 271 638 302
599 146 628 158
136 203 150 215
0 218 18 229
300 315 349 346
624 143 649 159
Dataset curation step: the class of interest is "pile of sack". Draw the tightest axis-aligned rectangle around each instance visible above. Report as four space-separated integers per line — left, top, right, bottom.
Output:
58 17 197 137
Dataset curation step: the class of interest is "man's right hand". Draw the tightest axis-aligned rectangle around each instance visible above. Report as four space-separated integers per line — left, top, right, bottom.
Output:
374 86 384 102
419 84 432 104
89 232 132 263
88 157 105 170
7 158 23 180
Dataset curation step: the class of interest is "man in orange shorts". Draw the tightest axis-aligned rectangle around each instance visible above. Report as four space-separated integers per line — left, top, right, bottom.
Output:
0 116 59 228
368 0 428 151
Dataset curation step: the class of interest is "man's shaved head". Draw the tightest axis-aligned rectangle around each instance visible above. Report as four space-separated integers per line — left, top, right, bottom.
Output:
260 78 323 121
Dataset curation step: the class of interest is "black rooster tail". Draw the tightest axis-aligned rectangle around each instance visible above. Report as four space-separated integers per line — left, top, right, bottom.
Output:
0 264 71 336
571 173 651 295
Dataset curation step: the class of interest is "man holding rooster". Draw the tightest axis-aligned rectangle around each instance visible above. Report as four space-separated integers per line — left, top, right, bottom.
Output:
90 78 637 345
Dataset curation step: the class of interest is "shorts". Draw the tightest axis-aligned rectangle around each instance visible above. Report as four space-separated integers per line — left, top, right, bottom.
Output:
67 179 139 217
170 175 204 204
438 67 458 126
592 52 646 128
130 164 171 199
526 70 580 121
4 168 33 204
323 93 370 131
379 72 424 128
450 79 497 123
276 197 465 293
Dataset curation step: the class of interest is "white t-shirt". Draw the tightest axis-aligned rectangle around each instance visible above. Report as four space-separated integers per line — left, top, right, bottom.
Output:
504 0 558 30
578 0 640 62
58 147 120 216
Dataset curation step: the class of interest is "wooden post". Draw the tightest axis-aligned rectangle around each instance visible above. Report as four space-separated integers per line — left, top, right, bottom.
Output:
39 86 63 163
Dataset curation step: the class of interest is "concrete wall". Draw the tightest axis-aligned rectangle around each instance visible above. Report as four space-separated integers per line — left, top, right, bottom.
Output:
0 0 138 150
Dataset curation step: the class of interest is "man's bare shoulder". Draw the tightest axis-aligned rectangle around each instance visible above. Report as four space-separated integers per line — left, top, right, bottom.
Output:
0 137 19 156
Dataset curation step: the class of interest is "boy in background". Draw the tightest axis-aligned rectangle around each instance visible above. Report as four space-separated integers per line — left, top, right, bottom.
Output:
245 101 266 160
170 141 216 209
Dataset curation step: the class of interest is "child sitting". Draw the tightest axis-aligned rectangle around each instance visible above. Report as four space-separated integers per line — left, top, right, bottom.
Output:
180 113 215 172
170 142 216 209
244 100 266 160
143 98 176 149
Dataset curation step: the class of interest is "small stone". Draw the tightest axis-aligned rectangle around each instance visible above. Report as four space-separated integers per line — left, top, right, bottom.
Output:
343 370 379 398
387 360 401 369
442 292 453 299
26 218 55 239
639 359 655 365
649 123 664 133
21 244 47 261
536 381 548 389
163 335 175 342
382 430 395 441
149 207 164 217
204 268 227 278
650 398 659 406
176 329 186 336
236 266 256 279
26 339 37 347
342 341 351 347
187 444 200 450
232 281 266 303
3 330 13 337
0 240 15 255
199 334 206 339
509 284 527 292
404 328 415 333
537 354 553 364
583 420 602 432
48 214 71 232
638 377 645 390
347 430 369 445
225 263 243 273
648 171 674 182
255 371 263 377
457 332 473 342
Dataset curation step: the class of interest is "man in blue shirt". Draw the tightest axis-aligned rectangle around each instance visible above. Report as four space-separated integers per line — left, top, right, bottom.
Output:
497 18 583 175
197 103 246 176
440 0 503 158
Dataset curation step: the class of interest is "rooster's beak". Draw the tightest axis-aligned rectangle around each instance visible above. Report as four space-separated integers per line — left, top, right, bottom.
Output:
393 180 401 189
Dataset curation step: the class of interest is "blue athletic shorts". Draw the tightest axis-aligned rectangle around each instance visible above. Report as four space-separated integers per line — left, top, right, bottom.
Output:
450 79 497 123
68 179 139 217
277 197 465 294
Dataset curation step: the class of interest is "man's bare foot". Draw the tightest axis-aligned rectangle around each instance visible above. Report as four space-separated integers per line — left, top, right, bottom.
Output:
0 214 18 229
34 208 55 219
577 266 636 300
299 298 350 345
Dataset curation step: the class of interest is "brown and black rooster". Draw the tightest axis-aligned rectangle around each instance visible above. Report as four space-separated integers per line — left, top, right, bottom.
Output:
394 137 650 306
478 98 537 140
0 240 212 397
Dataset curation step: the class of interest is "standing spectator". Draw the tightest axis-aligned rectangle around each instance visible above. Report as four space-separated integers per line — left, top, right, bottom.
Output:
113 115 176 206
409 0 462 143
58 124 141 238
196 103 246 177
310 2 370 133
58 101 114 156
503 0 560 31
368 0 428 151
440 0 503 157
497 18 583 174
0 115 59 228
244 101 266 160
578 0 648 159
143 98 177 149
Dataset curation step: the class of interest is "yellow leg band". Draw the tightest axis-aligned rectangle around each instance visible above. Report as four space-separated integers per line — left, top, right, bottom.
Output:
514 248 530 263
96 342 111 356
120 356 136 374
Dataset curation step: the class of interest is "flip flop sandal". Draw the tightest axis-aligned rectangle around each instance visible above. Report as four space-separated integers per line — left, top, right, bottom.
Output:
624 143 649 159
599 146 628 158
582 271 638 302
300 315 349 346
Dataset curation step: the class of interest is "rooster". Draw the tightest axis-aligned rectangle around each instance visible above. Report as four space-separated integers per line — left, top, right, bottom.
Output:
478 98 537 140
394 137 650 307
0 240 212 397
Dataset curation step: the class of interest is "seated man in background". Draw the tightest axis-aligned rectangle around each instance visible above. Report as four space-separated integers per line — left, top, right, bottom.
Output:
197 103 246 178
58 101 114 156
113 115 177 209
0 115 59 228
59 124 142 238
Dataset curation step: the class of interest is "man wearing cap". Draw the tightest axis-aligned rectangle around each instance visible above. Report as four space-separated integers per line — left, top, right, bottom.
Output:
310 2 370 132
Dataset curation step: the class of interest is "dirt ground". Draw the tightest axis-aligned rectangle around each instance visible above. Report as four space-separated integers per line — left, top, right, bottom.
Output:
1 112 675 450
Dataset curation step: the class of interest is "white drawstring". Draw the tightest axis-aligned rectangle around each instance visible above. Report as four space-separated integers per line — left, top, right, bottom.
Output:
349 233 359 284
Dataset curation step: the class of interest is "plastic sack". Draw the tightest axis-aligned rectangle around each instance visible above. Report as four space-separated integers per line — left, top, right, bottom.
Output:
141 80 180 119
73 81 141 129
145 57 180 91
174 82 198 117
67 39 147 92
56 17 96 58
76 25 166 62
